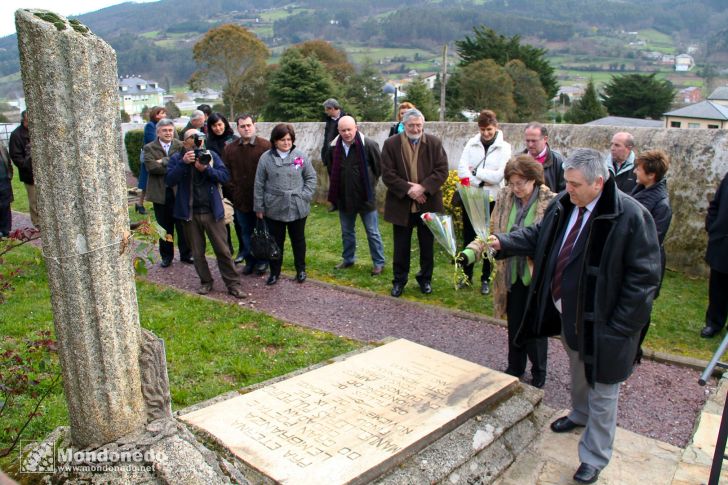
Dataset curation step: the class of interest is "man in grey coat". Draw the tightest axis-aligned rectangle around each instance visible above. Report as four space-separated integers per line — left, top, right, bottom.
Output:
143 118 191 267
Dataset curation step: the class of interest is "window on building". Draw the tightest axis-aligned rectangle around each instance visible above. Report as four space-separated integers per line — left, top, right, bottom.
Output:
688 123 700 129
670 121 681 128
708 124 719 129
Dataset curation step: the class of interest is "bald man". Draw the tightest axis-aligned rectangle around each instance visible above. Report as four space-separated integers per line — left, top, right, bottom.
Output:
324 116 385 276
607 132 637 193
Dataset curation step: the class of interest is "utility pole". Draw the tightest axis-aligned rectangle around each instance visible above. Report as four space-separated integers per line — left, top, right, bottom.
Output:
439 44 447 122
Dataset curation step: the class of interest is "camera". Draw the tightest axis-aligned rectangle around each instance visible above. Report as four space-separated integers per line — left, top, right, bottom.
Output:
193 133 212 165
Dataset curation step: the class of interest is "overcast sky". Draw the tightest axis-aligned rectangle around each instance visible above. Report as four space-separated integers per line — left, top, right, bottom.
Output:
1 1 156 38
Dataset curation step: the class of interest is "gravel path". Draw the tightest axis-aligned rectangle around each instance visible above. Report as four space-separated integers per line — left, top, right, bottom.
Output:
11 210 714 448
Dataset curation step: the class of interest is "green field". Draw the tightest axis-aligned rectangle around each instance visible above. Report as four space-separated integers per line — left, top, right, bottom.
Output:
639 29 676 53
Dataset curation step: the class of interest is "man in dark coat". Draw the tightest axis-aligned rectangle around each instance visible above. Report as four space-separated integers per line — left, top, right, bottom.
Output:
489 148 661 484
143 118 191 267
701 170 728 338
523 122 566 193
0 143 12 237
325 116 385 275
223 114 271 275
381 108 449 297
9 110 39 228
320 98 346 173
606 131 637 193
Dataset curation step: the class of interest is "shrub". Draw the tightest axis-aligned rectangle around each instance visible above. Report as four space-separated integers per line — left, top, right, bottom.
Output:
442 170 463 237
124 129 144 177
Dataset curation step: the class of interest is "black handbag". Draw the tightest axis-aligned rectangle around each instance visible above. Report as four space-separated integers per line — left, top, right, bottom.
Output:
251 219 281 261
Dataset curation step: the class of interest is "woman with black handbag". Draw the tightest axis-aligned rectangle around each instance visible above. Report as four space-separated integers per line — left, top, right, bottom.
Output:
253 124 317 285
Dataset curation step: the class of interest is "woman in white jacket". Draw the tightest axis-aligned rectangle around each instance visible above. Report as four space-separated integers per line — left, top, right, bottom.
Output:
456 109 512 294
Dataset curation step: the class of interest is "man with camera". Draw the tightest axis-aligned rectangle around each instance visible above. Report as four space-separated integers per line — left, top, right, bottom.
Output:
166 129 244 299
143 118 192 267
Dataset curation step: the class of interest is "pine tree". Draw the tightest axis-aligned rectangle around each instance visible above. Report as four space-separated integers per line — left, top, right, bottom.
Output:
601 73 676 119
564 79 607 124
263 49 339 122
402 77 438 121
345 61 391 122
504 59 548 122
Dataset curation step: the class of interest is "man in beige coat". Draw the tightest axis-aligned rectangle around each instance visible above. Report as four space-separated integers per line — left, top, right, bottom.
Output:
381 109 448 297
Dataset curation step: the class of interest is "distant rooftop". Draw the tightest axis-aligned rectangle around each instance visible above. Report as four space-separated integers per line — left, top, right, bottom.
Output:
118 76 165 95
708 86 728 101
584 116 663 128
664 100 728 121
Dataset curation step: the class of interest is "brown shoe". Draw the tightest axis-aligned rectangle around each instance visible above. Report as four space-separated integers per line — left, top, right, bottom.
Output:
228 287 246 299
197 282 213 295
371 266 383 276
334 261 354 270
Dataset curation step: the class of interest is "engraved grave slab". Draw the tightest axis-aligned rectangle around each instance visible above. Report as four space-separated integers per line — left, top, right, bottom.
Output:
180 339 517 484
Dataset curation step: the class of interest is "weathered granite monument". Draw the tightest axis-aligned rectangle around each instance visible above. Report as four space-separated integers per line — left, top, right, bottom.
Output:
16 8 157 448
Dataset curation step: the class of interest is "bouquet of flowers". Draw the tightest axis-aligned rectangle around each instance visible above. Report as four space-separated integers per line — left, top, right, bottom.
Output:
420 212 466 288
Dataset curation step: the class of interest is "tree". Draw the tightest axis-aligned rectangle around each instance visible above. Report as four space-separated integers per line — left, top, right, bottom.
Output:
456 59 515 121
456 26 558 99
263 48 338 121
504 59 548 122
294 40 354 82
119 110 131 123
164 101 181 119
601 73 676 119
224 64 270 118
189 24 269 119
344 61 391 122
564 79 607 124
401 77 438 121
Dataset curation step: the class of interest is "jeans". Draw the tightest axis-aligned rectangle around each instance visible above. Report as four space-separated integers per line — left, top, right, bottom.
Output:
339 210 385 267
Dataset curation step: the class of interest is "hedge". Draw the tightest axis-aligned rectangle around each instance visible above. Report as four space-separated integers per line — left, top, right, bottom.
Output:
124 129 144 178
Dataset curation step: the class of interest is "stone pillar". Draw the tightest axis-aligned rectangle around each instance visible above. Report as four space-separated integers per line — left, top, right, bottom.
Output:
15 9 146 447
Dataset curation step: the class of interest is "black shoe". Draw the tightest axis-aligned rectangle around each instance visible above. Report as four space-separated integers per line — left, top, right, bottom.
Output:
228 287 246 299
573 463 600 484
180 256 194 264
255 262 268 275
334 261 354 270
135 203 146 215
266 274 279 286
160 257 172 268
419 281 432 294
531 374 546 389
701 325 721 338
296 271 307 283
550 416 584 433
480 280 490 295
504 368 524 378
391 282 405 297
234 254 245 265
241 263 254 275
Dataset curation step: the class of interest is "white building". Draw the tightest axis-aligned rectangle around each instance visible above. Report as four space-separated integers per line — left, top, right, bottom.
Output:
118 76 165 116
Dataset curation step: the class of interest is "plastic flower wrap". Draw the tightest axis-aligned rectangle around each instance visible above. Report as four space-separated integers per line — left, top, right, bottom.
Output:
456 184 496 288
420 212 466 288
457 184 490 240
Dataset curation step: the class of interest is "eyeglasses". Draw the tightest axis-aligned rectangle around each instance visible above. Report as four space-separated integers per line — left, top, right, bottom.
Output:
508 179 532 189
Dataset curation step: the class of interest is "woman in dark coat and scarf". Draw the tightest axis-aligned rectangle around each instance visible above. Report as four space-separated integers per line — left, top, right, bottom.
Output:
630 149 672 362
206 112 240 255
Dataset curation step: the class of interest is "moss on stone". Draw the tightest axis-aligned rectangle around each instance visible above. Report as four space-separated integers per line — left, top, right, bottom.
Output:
34 12 66 31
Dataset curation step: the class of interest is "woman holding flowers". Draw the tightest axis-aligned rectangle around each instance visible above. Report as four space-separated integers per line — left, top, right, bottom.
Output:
464 155 555 387
456 109 511 294
254 124 317 286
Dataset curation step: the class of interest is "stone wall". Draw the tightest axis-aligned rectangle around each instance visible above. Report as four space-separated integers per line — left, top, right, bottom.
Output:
247 122 728 276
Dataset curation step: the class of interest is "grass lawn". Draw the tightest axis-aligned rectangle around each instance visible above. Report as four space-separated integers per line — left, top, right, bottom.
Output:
0 244 359 473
